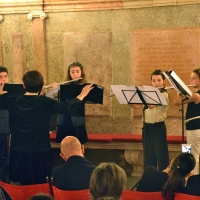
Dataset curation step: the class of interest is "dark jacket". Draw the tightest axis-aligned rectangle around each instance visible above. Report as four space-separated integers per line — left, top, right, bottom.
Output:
52 155 95 190
136 166 168 192
185 175 200 196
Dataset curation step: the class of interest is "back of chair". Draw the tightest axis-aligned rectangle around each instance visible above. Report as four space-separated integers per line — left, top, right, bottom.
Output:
0 181 52 200
52 186 89 200
122 190 163 200
174 193 200 200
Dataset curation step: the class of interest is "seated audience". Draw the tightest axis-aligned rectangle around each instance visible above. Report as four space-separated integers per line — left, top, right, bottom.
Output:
52 136 95 190
0 185 12 200
185 174 200 196
136 153 195 200
29 193 54 200
89 162 127 200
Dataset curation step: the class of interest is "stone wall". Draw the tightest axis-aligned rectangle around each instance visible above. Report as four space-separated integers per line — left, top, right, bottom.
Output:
1 2 200 135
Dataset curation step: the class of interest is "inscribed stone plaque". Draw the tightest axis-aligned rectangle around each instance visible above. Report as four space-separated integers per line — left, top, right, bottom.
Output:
63 32 112 116
131 28 200 116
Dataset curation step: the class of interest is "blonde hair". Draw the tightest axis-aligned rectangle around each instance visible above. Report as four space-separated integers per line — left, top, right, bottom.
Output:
89 162 127 200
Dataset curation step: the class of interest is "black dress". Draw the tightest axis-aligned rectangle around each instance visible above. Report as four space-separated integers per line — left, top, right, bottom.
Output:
56 81 88 144
0 94 81 185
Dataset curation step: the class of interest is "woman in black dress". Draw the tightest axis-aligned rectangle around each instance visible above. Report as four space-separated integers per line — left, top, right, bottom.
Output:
56 62 88 144
0 70 92 185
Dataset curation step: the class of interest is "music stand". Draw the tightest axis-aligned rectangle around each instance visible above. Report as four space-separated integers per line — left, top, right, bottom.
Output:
162 70 193 143
111 85 168 124
3 83 26 95
59 84 104 104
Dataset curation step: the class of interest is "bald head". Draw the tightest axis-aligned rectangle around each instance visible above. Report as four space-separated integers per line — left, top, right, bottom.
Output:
60 136 84 161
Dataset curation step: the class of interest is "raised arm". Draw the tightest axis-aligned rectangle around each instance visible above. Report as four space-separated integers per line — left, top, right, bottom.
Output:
174 91 200 106
0 83 7 95
76 84 93 101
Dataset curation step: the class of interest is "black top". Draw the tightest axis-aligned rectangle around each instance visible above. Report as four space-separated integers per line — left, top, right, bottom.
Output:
186 90 200 130
0 94 82 184
136 166 168 192
185 175 200 196
0 94 81 151
52 155 95 190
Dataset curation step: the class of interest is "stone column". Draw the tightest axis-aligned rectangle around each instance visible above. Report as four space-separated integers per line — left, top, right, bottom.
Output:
125 150 144 177
28 11 47 83
0 15 3 65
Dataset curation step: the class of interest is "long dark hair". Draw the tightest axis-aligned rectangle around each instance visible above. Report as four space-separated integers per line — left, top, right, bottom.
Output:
162 153 196 200
193 68 200 78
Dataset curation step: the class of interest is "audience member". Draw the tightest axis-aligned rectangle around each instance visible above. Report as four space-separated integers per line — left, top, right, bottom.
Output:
0 66 9 183
136 153 195 200
29 193 54 200
0 70 93 185
89 162 127 200
162 153 195 200
185 174 200 196
52 136 95 190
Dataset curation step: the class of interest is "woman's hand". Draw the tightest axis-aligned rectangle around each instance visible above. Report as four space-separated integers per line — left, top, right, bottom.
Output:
47 82 58 89
0 83 7 95
76 84 93 101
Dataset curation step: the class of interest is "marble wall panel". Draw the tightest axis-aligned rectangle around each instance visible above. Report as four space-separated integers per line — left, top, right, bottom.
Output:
12 34 25 83
0 15 34 81
0 29 2 65
63 32 112 116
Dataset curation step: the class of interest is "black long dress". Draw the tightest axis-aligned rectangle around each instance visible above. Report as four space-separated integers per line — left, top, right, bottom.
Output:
0 94 81 185
56 81 88 144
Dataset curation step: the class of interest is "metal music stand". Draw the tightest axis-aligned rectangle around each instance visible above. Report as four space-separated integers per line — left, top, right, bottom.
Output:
3 83 26 95
111 85 168 124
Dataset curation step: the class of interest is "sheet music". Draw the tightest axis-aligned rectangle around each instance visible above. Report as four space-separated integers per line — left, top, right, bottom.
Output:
110 85 168 105
170 70 192 96
163 70 192 97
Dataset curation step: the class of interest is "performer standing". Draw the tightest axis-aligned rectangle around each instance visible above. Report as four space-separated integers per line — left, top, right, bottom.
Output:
174 68 200 175
0 66 9 183
54 62 88 144
0 70 93 185
130 69 169 171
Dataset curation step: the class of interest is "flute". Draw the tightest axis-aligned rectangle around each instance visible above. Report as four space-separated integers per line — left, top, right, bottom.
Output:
43 77 82 89
158 84 195 90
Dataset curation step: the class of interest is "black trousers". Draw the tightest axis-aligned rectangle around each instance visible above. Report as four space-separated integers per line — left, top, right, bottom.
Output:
0 134 9 183
142 122 169 171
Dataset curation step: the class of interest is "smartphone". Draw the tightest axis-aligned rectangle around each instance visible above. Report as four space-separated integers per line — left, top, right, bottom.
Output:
182 144 192 153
